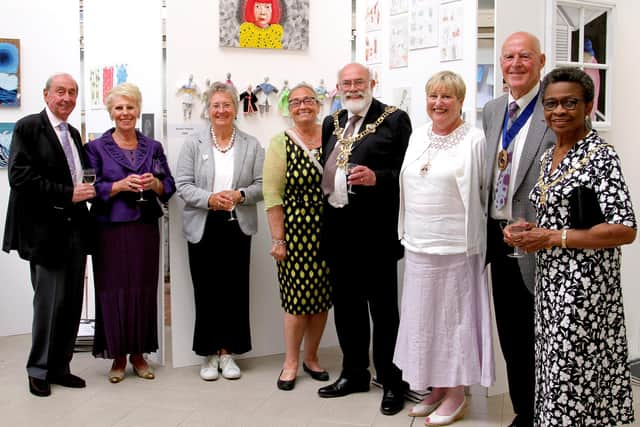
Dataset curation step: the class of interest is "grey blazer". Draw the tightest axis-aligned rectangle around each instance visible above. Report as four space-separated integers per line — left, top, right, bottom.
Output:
176 127 265 243
482 91 555 294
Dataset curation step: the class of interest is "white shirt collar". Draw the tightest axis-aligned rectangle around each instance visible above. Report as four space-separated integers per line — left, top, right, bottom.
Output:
45 105 66 129
509 82 540 114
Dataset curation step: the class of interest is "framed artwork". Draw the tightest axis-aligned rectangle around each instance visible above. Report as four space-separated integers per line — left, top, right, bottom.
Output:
410 0 438 50
392 87 411 117
439 0 463 62
390 0 409 15
0 122 15 168
366 0 382 31
0 38 20 107
390 14 409 69
141 113 155 139
219 0 309 50
365 32 383 65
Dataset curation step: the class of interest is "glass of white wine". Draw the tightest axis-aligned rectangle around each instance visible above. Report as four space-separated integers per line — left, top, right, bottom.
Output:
346 162 358 195
82 168 96 185
506 218 528 258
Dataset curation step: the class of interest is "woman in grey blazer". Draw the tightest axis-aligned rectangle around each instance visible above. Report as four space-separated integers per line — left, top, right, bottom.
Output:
176 82 264 381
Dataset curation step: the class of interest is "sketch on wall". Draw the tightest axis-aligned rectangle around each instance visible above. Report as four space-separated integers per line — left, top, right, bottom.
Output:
392 87 411 117
439 0 463 62
366 0 382 31
0 122 15 167
365 32 383 65
390 0 409 15
0 38 20 107
219 0 309 50
390 15 409 69
409 0 438 50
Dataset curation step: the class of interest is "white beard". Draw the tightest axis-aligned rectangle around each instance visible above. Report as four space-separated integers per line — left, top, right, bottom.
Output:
342 90 372 115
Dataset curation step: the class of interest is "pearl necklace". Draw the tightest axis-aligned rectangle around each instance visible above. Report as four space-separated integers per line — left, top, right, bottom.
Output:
210 127 236 153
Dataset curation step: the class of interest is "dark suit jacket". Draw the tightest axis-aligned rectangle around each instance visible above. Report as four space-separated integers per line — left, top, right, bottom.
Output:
321 98 412 263
482 91 555 293
3 109 93 267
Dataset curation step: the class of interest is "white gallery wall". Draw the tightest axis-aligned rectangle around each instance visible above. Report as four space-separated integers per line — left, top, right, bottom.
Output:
0 1 81 336
166 0 352 367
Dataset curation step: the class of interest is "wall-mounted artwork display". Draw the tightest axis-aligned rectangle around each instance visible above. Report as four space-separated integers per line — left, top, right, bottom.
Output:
390 14 409 69
89 64 128 109
390 0 409 15
366 0 382 32
439 0 463 61
141 113 155 139
0 122 15 167
219 0 309 50
0 39 20 107
392 87 411 117
365 32 383 65
410 0 438 50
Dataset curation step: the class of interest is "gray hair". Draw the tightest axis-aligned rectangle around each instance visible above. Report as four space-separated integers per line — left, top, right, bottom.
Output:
205 81 239 113
105 83 143 117
44 73 79 92
288 82 320 107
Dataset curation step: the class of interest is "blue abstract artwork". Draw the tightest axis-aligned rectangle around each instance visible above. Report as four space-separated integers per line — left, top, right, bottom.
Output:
0 38 20 107
0 122 15 167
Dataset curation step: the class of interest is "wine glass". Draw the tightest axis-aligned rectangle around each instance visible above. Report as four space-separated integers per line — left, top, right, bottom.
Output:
346 162 358 194
228 200 237 221
82 168 96 185
506 218 528 258
136 177 147 202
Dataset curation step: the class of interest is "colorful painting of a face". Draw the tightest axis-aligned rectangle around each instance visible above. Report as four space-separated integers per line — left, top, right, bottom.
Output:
0 122 15 167
218 0 309 50
0 39 20 107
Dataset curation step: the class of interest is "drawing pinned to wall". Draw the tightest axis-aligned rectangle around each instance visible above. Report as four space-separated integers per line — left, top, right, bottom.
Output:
141 113 155 139
0 38 20 107
390 0 409 15
390 14 409 69
89 68 102 108
477 64 494 109
369 65 382 98
439 0 463 61
103 66 114 103
219 0 309 50
366 0 382 31
410 0 438 50
0 122 15 167
116 64 128 85
365 32 382 65
392 87 411 117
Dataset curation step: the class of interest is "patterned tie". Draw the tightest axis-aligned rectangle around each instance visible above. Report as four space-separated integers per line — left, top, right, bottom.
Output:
494 101 520 210
59 122 77 184
321 114 361 194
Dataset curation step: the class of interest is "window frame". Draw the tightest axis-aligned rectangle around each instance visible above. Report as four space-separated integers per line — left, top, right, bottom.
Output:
545 0 615 130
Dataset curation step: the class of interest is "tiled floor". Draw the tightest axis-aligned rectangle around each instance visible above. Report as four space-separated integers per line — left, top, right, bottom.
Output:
0 334 638 427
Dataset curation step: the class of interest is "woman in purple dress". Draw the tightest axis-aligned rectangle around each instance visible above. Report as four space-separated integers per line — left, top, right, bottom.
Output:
85 83 175 383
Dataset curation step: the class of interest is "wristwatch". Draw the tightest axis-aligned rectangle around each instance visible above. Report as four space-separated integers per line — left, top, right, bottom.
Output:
238 190 246 204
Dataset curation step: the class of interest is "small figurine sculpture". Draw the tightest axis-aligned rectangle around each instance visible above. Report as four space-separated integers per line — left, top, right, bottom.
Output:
177 74 199 121
254 76 279 114
200 78 213 120
277 80 291 117
239 85 258 114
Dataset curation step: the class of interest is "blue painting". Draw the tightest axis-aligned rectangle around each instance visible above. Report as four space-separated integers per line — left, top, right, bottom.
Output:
0 123 15 167
0 38 20 107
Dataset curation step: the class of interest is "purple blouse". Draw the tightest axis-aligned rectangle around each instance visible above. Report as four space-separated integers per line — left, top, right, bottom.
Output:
85 129 176 223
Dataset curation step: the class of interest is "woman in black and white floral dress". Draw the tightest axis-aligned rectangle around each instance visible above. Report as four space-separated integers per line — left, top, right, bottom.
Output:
504 67 636 426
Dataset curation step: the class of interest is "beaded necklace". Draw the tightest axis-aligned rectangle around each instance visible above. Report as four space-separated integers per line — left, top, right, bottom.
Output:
210 126 236 153
419 122 469 176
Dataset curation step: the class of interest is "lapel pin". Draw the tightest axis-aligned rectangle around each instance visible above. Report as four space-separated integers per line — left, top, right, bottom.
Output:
202 154 209 161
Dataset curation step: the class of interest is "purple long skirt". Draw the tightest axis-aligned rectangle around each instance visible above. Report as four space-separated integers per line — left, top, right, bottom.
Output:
92 221 160 359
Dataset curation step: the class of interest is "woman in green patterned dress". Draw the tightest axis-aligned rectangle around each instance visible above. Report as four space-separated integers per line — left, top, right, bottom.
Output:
263 83 332 391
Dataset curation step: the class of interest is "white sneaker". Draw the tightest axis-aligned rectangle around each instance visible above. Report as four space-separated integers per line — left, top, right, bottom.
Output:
219 354 241 379
200 355 219 381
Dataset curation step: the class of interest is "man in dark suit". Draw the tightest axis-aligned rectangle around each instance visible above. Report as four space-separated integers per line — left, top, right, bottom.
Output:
3 73 96 397
482 33 555 427
318 62 411 416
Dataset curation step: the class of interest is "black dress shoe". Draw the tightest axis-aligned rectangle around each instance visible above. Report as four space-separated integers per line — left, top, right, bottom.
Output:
303 363 330 381
50 373 86 388
28 376 51 397
277 370 296 391
380 388 405 415
318 377 369 398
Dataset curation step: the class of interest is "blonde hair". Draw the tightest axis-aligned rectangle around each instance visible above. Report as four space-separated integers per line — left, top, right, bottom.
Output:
425 71 466 101
105 83 142 117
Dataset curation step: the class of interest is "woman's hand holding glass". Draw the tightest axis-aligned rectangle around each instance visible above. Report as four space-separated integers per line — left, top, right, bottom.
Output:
208 191 235 218
503 218 534 258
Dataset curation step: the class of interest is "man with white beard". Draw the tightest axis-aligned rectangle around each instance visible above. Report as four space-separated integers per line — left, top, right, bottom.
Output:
318 63 412 416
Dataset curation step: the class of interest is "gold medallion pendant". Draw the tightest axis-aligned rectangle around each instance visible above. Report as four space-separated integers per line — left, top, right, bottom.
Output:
497 149 508 170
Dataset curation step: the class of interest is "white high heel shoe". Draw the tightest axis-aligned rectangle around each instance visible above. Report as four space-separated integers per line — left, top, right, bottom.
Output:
408 395 445 417
424 396 467 426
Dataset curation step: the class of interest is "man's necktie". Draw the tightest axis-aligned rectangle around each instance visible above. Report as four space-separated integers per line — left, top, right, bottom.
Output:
321 114 361 195
494 101 520 210
59 122 77 184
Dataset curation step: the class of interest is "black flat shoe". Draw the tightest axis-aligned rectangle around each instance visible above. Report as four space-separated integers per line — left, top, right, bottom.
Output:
28 376 51 397
318 377 369 398
49 373 86 388
276 370 296 391
380 388 405 416
303 362 330 381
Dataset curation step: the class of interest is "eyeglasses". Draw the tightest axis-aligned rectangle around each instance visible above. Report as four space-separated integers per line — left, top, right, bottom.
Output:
542 97 583 111
340 79 368 89
288 96 317 108
210 103 233 111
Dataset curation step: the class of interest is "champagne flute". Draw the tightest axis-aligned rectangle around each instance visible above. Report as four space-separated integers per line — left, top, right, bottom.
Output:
346 162 358 195
228 199 237 221
506 218 528 258
82 168 96 185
